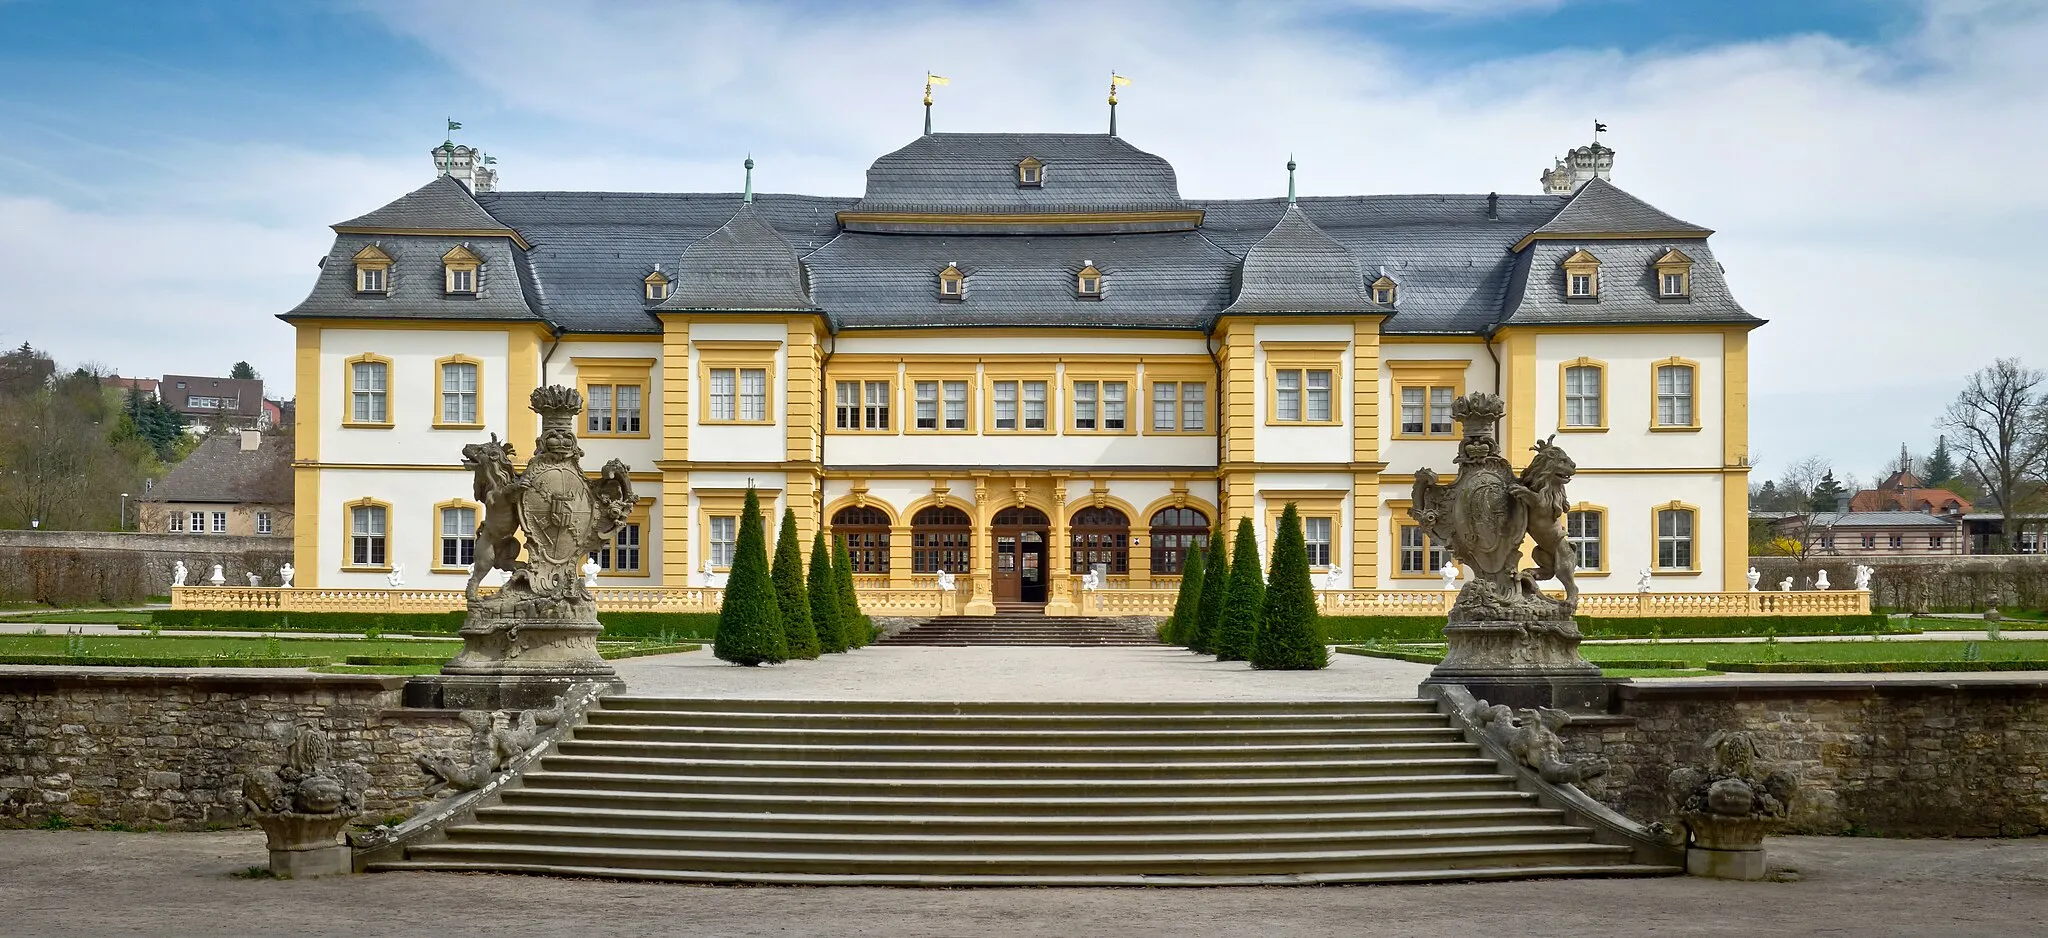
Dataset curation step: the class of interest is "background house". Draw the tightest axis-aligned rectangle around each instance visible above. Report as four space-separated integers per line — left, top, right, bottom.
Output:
160 374 267 429
139 429 293 538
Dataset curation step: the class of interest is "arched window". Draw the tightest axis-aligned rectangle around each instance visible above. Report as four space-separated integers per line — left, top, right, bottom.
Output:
1070 506 1130 574
911 505 972 574
1148 506 1210 575
832 506 892 575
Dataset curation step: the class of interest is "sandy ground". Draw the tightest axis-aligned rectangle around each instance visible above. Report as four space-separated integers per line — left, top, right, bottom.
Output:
2 830 2043 937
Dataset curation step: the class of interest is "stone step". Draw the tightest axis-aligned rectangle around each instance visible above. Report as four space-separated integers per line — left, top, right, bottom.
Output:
538 753 1499 779
366 859 1682 887
550 738 1475 764
500 786 1539 818
595 697 1434 716
568 723 1463 747
470 803 1568 836
508 771 1522 800
581 707 1440 731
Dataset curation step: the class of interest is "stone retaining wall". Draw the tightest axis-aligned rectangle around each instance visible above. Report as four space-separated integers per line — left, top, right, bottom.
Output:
1749 554 2048 612
0 530 291 603
1560 680 2048 837
0 671 475 830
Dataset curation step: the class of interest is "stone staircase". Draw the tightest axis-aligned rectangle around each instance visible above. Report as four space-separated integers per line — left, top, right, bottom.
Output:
367 697 1679 885
878 610 1157 646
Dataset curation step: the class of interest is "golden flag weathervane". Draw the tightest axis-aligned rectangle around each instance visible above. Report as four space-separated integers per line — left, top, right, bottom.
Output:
1108 71 1132 135
923 72 950 134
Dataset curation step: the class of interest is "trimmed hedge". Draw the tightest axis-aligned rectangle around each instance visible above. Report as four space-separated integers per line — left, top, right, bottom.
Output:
1719 659 2048 673
0 654 330 667
1321 613 1899 645
145 609 721 641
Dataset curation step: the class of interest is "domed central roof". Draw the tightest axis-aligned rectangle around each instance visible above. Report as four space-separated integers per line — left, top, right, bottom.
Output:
842 133 1196 233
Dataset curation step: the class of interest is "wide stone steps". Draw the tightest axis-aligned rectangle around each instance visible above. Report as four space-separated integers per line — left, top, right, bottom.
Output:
877 615 1158 646
370 697 1678 885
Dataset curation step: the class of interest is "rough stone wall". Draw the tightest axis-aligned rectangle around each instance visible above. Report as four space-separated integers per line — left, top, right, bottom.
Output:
1750 554 2048 612
1561 681 2048 837
0 672 476 830
0 530 291 601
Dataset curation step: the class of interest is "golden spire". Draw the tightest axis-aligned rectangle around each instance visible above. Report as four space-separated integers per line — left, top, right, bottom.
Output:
923 72 950 135
1108 72 1131 136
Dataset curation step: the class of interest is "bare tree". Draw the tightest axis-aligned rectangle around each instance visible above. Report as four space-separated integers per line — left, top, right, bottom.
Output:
1761 455 1840 582
1942 359 2048 552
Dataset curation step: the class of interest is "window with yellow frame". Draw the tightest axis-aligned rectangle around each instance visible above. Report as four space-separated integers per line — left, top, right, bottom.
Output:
1564 502 1608 575
343 498 392 570
342 353 393 428
983 364 1053 434
1264 342 1345 426
1557 356 1607 432
829 359 897 433
908 366 977 433
591 497 654 577
1653 501 1701 573
574 356 654 438
352 244 391 294
1561 248 1600 299
694 341 777 427
1651 357 1701 431
431 499 480 573
1654 248 1693 298
442 245 481 295
1264 492 1343 572
1067 368 1138 433
697 489 777 573
433 355 484 429
1388 360 1466 439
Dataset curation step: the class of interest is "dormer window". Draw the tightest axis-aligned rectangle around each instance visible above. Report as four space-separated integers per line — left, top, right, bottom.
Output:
1076 262 1102 299
1371 275 1398 306
442 245 481 295
1017 157 1043 188
1561 248 1601 299
1654 248 1694 298
353 245 391 294
938 263 964 301
644 271 670 302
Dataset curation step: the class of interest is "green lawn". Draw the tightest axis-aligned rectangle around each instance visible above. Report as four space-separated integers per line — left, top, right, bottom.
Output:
1598 667 1723 678
0 634 462 658
1579 639 2048 665
5 611 157 626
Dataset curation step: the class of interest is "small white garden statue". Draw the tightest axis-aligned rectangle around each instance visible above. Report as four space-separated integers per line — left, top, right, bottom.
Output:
1637 568 1653 593
278 563 295 588
581 556 601 587
701 558 728 588
1854 564 1873 592
1081 564 1106 592
172 561 188 587
1746 567 1761 592
1780 577 1795 592
935 568 956 592
246 572 262 587
208 563 226 586
1322 564 1345 590
1439 561 1460 591
386 563 405 588
1815 569 1832 591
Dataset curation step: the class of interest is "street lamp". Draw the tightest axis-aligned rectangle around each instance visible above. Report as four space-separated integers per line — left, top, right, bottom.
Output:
119 493 130 531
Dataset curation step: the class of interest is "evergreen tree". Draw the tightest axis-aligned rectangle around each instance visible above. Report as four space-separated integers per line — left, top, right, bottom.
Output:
1809 471 1846 513
1162 549 1204 645
1212 518 1265 662
771 508 820 659
1925 435 1958 487
1189 524 1229 653
808 528 848 653
229 361 259 381
832 534 868 647
712 487 787 666
1251 503 1328 670
124 389 186 461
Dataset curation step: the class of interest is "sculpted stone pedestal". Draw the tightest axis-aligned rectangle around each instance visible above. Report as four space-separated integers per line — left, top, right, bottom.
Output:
253 812 353 879
1422 612 1619 713
410 604 620 710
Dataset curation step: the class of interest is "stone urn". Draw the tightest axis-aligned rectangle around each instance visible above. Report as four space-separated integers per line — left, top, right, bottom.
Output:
243 725 365 878
1668 731 1799 880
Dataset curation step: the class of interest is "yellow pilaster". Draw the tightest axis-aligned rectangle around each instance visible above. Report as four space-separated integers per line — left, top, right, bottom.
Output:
1221 323 1256 466
964 478 995 615
1722 328 1751 590
1046 483 1076 616
660 316 690 462
1351 471 1379 590
1129 536 1151 590
1500 328 1537 467
507 325 541 450
784 317 820 466
662 473 689 583
887 522 913 589
292 324 321 587
1352 318 1381 464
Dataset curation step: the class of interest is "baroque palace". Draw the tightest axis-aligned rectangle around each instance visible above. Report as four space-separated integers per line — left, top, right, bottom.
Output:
282 125 1759 615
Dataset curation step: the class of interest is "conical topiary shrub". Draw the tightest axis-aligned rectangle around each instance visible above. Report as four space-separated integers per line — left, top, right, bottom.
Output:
1188 524 1229 654
808 529 847 653
832 534 869 647
1252 502 1328 670
1212 517 1265 662
771 508 820 660
1162 549 1204 645
713 487 787 666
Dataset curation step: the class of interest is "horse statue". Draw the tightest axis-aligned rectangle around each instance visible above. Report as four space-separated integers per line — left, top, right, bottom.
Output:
460 434 526 602
1513 435 1580 609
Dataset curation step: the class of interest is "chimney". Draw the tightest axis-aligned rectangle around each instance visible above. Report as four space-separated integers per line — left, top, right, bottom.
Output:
240 430 261 452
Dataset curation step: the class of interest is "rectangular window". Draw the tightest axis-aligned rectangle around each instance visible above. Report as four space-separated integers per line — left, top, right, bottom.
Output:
1656 509 1695 570
1023 381 1047 430
1306 370 1332 423
914 381 939 430
448 267 475 293
836 381 861 430
1276 370 1301 422
1889 534 1904 550
1656 364 1695 427
350 505 387 567
993 381 1018 430
212 511 228 534
1398 524 1446 575
863 380 890 430
440 361 478 425
587 384 613 434
1428 386 1453 435
616 385 642 433
168 512 184 533
584 383 640 435
1930 534 1944 550
1073 381 1098 430
1566 510 1601 569
189 511 206 534
1153 382 1176 431
1662 272 1685 296
1181 383 1206 431
256 511 272 535
709 516 737 568
1564 366 1601 427
440 506 476 568
943 380 968 430
1569 272 1593 296
708 368 736 422
350 361 388 424
1400 386 1424 435
1303 517 1332 567
1862 534 1876 549
595 523 642 573
1399 384 1459 437
358 267 386 292
738 369 765 422
1102 381 1126 431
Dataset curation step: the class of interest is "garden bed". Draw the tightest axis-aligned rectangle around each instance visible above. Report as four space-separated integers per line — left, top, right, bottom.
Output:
1337 638 2048 674
0 634 698 670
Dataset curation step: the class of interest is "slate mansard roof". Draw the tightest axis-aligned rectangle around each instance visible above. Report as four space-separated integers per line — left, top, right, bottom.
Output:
283 132 1760 336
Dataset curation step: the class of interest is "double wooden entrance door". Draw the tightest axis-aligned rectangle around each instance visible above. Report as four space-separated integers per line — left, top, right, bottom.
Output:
990 506 1049 604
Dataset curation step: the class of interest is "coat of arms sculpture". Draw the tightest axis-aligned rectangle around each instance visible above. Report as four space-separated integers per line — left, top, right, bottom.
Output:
433 386 634 707
1408 392 1601 691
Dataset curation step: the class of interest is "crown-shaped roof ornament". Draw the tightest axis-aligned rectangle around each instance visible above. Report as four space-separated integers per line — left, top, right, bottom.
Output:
1449 391 1504 431
530 385 585 432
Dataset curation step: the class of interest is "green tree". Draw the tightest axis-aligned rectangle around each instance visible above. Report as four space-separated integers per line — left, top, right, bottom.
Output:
832 534 869 647
229 361 259 381
712 488 786 666
1162 548 1204 645
1212 518 1265 662
124 389 186 461
1809 471 1845 513
771 508 820 659
1189 523 1229 653
1251 503 1328 670
808 528 848 653
1925 435 1958 487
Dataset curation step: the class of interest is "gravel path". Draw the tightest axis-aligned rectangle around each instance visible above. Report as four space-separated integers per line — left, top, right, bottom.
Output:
2 830 2043 937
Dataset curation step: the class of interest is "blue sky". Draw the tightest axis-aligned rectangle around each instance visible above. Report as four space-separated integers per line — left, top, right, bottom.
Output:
1 0 2041 486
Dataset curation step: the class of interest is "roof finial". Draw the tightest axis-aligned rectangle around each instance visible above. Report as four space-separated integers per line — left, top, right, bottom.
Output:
923 72 949 136
1108 72 1131 136
743 155 754 204
1286 155 1297 204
